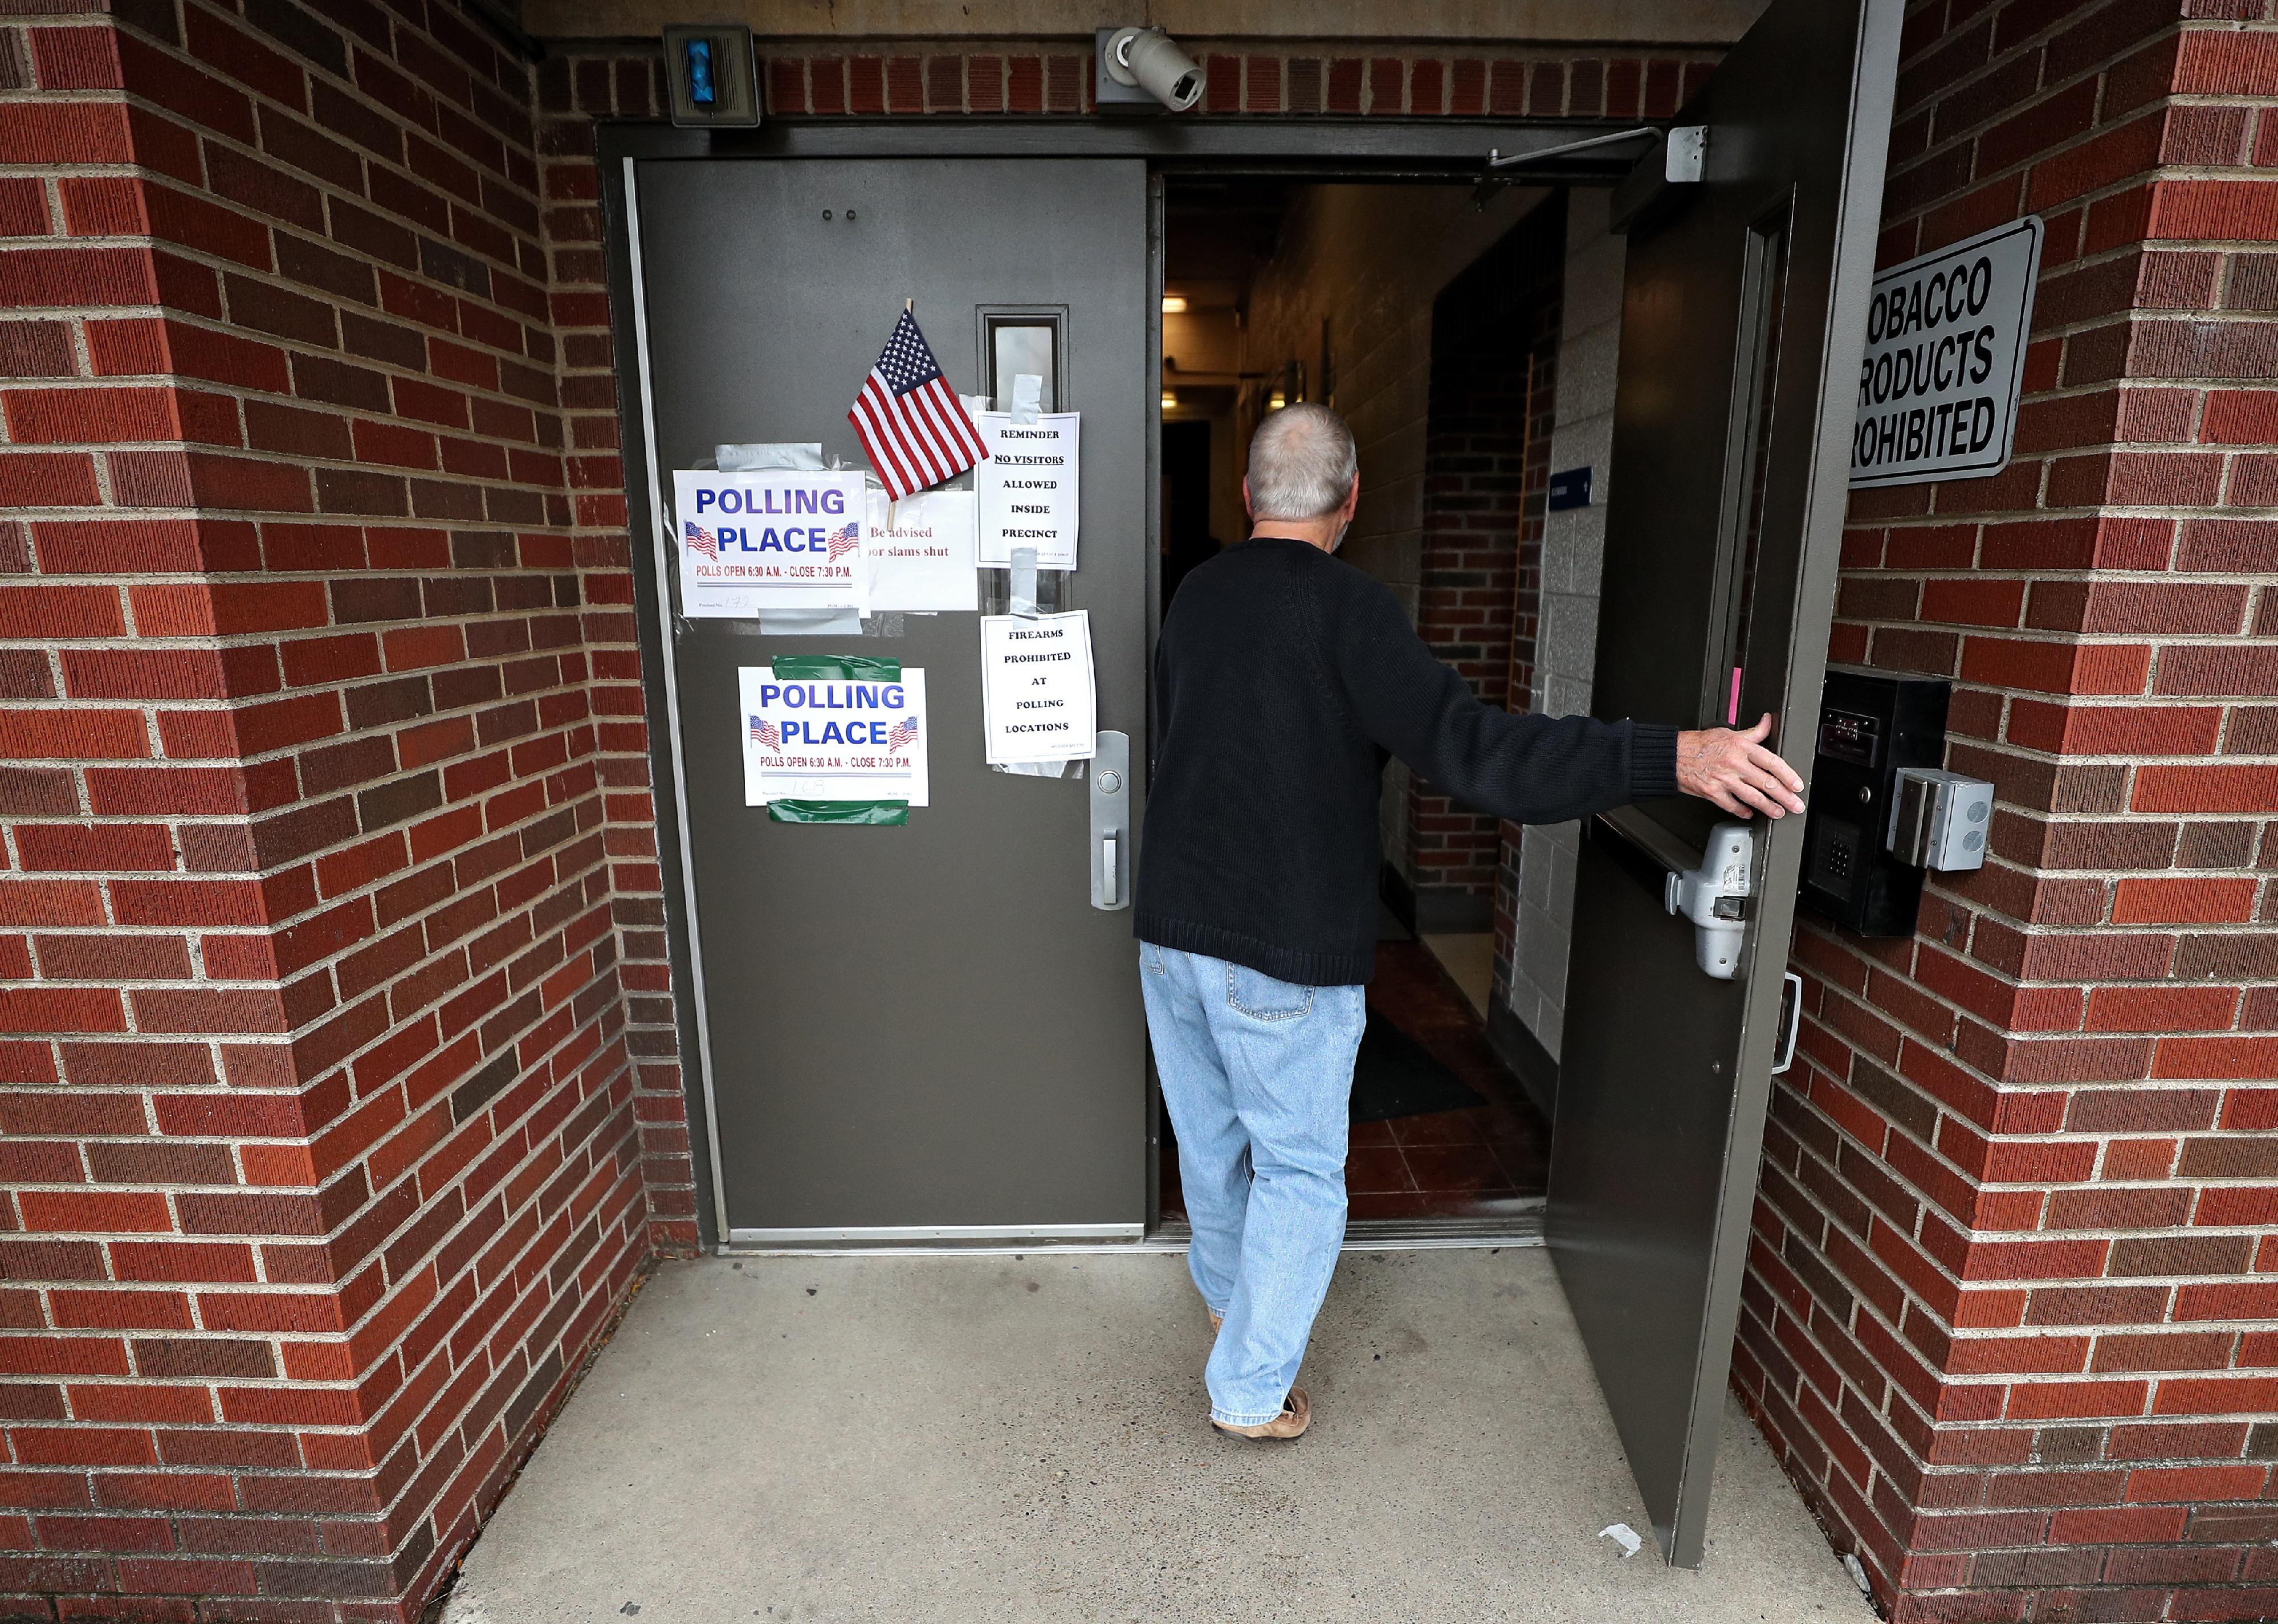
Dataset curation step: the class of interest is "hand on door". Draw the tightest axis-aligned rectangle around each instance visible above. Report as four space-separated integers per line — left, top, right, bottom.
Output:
1675 713 1807 820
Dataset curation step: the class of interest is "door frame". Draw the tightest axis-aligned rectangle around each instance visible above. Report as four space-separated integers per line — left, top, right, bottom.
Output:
596 118 1673 1252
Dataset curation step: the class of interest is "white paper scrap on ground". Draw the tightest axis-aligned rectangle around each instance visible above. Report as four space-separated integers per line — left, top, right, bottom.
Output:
979 610 1094 765
973 410 1078 568
739 667 928 806
674 468 868 617
1597 1523 1643 1558
863 488 977 613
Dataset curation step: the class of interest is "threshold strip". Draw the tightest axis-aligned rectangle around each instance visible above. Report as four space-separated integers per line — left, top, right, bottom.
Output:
721 1209 1546 1258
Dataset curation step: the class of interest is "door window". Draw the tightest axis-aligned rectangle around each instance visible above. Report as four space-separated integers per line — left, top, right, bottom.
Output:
979 308 1064 412
1706 202 1794 728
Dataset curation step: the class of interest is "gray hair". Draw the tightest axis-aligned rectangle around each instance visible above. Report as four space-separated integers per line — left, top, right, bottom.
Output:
1247 403 1357 520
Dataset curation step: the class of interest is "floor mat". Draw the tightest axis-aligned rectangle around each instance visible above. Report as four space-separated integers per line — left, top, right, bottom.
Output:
1349 1010 1486 1124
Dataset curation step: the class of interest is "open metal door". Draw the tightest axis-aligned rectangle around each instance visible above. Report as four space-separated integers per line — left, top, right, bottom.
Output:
1547 0 1902 1568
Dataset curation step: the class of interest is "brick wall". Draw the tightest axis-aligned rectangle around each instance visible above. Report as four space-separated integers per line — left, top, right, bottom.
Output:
1409 198 1564 916
0 19 1743 1617
11 5 2271 1620
1731 1 2278 1619
752 42 1718 120
0 3 665 1617
529 43 698 1261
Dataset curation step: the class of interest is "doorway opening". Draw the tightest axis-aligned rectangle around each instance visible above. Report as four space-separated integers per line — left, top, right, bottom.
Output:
1154 176 1569 1235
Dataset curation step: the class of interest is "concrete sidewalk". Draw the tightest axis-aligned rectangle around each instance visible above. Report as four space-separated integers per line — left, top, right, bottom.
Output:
440 1248 1873 1623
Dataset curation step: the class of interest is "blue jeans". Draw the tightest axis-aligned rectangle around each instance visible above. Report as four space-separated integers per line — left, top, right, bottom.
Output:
1140 943 1366 1427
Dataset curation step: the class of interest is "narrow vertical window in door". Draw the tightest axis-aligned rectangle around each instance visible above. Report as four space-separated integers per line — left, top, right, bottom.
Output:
1708 207 1792 726
979 310 1063 412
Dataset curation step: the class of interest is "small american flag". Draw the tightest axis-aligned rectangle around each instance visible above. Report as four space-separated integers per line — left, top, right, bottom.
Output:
686 521 719 561
825 521 860 563
886 715 919 754
749 716 780 750
847 310 989 501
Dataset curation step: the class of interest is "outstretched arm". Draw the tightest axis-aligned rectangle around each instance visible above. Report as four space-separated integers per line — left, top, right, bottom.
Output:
1332 579 1677 824
1332 576 1806 824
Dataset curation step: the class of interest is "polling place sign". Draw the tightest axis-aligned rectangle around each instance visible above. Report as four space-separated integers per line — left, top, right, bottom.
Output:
739 660 928 808
674 469 868 616
1850 215 2041 488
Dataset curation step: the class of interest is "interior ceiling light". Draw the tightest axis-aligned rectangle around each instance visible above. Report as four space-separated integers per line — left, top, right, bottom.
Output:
1267 391 1286 410
1161 295 1188 313
1161 390 1179 409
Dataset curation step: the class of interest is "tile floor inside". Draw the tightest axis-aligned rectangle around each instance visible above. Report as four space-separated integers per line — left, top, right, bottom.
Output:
1160 934 1552 1226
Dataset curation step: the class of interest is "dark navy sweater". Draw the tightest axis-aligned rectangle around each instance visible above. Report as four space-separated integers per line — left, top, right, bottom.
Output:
1135 536 1680 986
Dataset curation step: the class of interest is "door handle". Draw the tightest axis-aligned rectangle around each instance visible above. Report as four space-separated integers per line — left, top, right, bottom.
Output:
1771 972 1803 1074
1090 730 1130 911
1662 821 1755 980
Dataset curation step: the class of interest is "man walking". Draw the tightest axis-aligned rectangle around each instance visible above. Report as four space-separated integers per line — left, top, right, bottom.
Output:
1134 404 1806 1440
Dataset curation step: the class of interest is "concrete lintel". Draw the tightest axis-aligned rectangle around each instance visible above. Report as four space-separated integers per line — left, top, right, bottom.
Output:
528 0 1767 48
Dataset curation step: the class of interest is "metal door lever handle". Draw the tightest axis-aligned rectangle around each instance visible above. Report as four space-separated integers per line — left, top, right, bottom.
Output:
1089 731 1131 912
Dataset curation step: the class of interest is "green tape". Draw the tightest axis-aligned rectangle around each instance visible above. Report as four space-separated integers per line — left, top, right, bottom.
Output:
767 799 909 826
770 654 902 683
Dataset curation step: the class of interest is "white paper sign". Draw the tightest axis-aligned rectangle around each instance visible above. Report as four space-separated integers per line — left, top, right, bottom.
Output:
974 411 1079 567
980 611 1095 765
863 488 977 613
1851 215 2043 488
674 470 868 616
739 667 928 806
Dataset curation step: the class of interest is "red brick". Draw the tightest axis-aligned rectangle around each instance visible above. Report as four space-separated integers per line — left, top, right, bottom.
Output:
2150 179 2278 243
2006 1380 2150 1421
2111 877 2257 925
2133 765 2278 814
2126 1464 2269 1502
2157 1036 2278 1081
0 987 128 1034
2085 985 2240 1033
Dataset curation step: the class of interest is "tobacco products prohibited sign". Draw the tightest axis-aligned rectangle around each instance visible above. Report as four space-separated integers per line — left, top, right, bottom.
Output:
1850 216 2042 488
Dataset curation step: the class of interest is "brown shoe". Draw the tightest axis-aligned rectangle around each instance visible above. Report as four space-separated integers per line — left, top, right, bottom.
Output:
1212 1388 1310 1440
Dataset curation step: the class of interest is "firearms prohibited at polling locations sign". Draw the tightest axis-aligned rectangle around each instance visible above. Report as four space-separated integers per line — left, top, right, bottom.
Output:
980 611 1095 766
1850 216 2042 488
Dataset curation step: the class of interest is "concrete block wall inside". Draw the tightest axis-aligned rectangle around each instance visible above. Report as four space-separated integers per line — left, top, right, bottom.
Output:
1501 185 1626 1065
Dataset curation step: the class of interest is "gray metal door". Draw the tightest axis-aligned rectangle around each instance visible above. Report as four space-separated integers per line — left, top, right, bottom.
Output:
1547 0 1903 1566
626 158 1149 1243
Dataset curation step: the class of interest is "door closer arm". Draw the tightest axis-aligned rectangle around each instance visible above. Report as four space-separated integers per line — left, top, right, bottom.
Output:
1664 821 1754 981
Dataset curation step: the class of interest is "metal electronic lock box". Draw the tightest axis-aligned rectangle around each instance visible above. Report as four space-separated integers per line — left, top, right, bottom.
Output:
1799 667 1950 936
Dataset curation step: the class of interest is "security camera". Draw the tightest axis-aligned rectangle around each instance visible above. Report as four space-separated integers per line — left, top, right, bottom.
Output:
1103 27 1204 112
